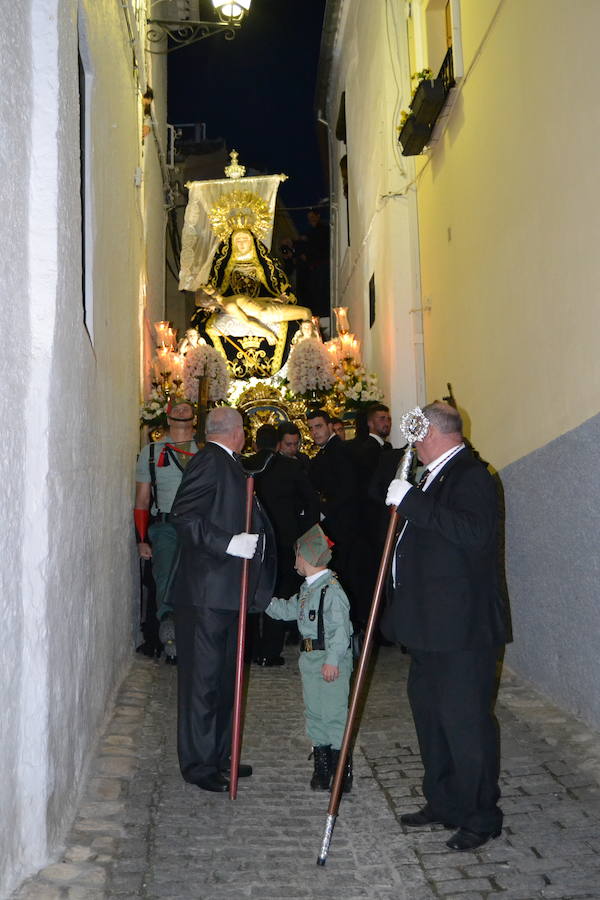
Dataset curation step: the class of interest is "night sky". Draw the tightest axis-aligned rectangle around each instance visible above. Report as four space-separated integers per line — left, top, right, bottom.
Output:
167 0 327 212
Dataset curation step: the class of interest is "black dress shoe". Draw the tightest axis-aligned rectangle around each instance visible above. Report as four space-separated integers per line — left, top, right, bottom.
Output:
446 827 501 851
219 762 253 778
253 656 285 667
400 807 454 829
192 773 229 793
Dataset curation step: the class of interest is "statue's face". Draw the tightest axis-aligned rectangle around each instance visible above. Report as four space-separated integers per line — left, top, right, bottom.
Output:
232 230 253 257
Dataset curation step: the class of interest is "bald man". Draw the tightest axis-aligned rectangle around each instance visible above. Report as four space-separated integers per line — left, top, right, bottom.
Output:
169 407 276 792
384 401 508 851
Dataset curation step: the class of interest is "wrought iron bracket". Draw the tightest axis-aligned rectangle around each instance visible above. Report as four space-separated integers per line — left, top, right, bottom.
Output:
146 18 240 53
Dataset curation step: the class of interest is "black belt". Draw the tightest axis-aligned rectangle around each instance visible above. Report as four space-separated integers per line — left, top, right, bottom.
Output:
300 638 326 652
155 512 172 523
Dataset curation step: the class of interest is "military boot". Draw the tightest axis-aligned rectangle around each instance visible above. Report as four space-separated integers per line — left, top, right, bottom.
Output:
310 745 332 790
330 748 353 793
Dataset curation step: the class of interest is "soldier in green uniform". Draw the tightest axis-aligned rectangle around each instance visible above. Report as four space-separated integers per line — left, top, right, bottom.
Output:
134 400 198 660
266 524 354 791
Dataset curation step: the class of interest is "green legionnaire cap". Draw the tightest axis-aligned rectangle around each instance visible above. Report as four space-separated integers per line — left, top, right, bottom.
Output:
295 524 333 567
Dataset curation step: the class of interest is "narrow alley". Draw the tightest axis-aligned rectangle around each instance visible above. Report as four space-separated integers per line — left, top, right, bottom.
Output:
13 647 600 900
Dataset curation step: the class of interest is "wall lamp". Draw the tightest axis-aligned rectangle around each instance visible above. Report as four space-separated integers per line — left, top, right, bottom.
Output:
147 1 252 53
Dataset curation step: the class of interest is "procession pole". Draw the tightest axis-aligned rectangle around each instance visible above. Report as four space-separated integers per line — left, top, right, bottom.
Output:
195 371 209 447
229 474 255 800
229 450 275 799
316 407 430 865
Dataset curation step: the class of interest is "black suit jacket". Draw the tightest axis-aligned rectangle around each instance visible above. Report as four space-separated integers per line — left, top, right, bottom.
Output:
382 447 508 652
168 442 276 613
308 433 358 544
254 453 319 549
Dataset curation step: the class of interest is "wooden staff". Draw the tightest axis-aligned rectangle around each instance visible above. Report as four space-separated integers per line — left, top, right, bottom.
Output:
316 414 429 864
195 373 209 447
229 475 255 800
316 500 401 864
229 450 275 800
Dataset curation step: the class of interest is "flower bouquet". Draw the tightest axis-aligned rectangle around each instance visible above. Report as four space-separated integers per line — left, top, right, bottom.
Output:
183 344 230 402
286 338 336 401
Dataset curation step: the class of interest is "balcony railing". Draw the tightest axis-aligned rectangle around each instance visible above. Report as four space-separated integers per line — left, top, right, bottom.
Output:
398 47 456 157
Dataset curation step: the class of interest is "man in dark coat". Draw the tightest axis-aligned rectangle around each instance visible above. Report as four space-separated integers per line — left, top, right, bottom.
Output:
251 424 320 665
346 404 393 623
169 407 276 792
383 401 508 851
307 409 359 621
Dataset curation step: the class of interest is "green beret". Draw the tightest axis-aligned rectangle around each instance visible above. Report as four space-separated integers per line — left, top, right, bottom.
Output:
295 524 332 567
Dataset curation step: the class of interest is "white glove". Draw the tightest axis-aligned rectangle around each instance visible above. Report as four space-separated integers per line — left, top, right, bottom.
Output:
226 532 259 559
385 479 413 507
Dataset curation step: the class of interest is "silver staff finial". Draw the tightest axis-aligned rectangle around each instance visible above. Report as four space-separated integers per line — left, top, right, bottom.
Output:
396 406 430 482
400 406 430 444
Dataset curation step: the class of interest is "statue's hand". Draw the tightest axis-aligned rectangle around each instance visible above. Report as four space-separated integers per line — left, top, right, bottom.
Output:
195 284 221 309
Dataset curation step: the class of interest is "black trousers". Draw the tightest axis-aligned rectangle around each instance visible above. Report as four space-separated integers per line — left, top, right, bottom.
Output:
407 645 503 834
175 606 238 782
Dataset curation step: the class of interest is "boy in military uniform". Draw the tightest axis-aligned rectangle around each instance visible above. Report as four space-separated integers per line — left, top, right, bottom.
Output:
266 525 353 791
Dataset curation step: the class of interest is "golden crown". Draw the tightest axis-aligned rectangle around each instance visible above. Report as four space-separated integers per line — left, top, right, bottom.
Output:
208 190 272 242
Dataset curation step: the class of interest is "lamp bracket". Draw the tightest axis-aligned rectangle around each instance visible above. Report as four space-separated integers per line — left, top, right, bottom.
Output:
146 18 240 53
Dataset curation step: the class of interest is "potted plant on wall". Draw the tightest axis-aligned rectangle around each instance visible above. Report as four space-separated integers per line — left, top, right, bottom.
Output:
397 67 448 156
398 109 430 156
409 68 446 124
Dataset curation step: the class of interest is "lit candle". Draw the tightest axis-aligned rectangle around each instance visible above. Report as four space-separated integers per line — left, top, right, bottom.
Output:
170 352 185 381
333 306 350 335
154 321 170 346
154 345 172 378
166 327 177 349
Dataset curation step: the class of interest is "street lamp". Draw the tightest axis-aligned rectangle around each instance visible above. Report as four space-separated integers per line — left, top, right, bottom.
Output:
212 0 251 22
147 0 252 53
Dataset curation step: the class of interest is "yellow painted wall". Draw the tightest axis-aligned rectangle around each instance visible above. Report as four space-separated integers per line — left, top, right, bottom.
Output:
417 0 600 468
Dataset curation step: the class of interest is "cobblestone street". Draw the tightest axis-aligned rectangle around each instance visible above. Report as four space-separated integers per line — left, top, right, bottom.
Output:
13 645 600 900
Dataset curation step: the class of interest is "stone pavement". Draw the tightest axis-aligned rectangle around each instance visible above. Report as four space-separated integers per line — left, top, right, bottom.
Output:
12 646 600 900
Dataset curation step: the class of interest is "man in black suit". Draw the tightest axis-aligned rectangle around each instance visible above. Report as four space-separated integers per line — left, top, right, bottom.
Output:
277 420 311 473
251 424 320 666
383 401 508 851
348 404 393 622
169 407 276 792
307 409 359 620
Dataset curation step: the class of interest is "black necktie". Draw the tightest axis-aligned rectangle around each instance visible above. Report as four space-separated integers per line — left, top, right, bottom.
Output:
416 468 429 489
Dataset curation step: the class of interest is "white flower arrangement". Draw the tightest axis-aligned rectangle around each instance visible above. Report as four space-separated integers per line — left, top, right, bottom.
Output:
183 344 230 402
333 359 384 410
286 338 336 396
228 375 276 405
140 386 185 428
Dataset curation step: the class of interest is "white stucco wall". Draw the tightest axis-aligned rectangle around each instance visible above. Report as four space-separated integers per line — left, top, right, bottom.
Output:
0 4 34 888
322 0 422 441
1 1 165 894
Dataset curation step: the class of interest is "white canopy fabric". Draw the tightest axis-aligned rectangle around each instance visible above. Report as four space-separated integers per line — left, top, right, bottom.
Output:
178 174 286 292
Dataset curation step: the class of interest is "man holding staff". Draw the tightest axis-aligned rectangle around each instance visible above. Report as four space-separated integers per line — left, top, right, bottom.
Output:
384 401 508 851
168 407 276 792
